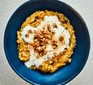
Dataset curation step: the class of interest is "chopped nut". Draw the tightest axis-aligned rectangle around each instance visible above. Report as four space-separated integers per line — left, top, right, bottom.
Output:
47 24 51 32
52 44 58 49
25 33 29 38
51 40 58 49
53 23 57 28
37 46 46 56
44 34 52 40
59 36 64 41
52 31 55 35
52 40 57 44
34 34 39 40
39 47 44 52
28 30 32 34
40 35 44 39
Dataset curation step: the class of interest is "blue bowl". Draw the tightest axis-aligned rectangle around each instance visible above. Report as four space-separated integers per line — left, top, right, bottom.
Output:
4 0 90 85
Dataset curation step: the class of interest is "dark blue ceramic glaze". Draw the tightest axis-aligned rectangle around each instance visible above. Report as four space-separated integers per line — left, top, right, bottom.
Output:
4 0 90 85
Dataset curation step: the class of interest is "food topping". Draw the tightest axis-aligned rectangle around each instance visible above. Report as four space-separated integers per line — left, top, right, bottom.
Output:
21 16 70 68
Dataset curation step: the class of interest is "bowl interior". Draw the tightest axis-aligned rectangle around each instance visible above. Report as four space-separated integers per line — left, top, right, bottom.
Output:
4 0 90 85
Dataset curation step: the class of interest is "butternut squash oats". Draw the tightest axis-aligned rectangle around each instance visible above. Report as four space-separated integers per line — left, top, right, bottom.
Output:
17 10 76 73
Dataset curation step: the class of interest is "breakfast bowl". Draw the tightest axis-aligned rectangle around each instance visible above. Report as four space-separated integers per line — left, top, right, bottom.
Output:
4 0 90 85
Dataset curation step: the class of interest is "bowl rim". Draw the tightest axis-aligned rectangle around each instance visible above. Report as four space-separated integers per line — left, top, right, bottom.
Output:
4 0 90 85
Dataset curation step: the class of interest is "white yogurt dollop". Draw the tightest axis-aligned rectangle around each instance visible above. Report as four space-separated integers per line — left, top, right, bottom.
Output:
21 16 70 68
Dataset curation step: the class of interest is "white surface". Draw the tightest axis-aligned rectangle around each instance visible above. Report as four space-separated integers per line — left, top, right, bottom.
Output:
0 0 93 85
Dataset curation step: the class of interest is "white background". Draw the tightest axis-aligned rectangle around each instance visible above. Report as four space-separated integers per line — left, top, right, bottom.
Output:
0 0 93 85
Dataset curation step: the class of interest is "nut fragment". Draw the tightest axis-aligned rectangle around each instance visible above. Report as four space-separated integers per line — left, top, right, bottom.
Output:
28 30 32 34
53 23 57 28
51 40 58 49
25 34 29 38
59 36 64 41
